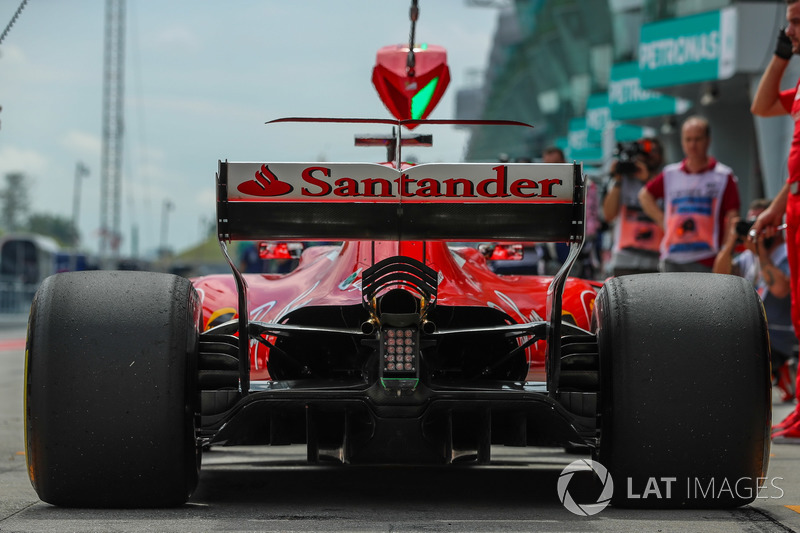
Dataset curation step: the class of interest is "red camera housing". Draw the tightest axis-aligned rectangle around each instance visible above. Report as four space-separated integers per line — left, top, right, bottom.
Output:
372 44 451 129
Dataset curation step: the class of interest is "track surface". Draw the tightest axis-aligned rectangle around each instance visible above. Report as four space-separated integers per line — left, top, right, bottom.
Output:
2 324 799 532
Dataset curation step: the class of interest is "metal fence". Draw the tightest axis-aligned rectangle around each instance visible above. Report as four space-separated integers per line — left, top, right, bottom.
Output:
0 280 36 314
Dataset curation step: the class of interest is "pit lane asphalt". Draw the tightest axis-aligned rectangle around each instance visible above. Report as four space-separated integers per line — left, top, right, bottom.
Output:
1 321 799 533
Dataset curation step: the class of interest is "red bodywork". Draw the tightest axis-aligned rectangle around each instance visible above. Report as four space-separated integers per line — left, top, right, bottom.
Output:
192 132 597 464
193 239 599 383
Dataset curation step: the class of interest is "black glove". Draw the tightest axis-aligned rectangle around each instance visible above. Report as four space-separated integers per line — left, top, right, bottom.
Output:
776 28 793 60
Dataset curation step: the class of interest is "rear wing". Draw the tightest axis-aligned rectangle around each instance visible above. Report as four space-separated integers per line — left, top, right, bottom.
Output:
216 161 586 243
217 159 587 396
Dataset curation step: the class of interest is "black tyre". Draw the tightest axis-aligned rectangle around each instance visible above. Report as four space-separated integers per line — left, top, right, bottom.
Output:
594 273 771 508
26 271 202 507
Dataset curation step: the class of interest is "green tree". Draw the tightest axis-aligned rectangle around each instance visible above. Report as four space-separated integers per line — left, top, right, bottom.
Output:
0 172 30 231
27 213 78 247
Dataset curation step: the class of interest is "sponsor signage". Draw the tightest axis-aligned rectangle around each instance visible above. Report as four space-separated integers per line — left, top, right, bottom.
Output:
585 93 653 142
225 162 575 203
585 93 612 145
615 123 656 142
638 7 736 89
568 118 602 163
609 62 692 120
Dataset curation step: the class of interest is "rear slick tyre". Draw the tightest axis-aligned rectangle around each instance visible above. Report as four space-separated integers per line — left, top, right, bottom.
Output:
594 273 771 509
25 271 202 507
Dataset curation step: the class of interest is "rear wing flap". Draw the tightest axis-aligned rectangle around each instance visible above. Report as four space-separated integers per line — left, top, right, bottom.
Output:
216 161 586 243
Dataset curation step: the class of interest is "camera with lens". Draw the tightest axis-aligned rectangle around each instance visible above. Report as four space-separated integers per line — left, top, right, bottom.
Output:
614 141 644 175
735 219 755 237
736 218 774 248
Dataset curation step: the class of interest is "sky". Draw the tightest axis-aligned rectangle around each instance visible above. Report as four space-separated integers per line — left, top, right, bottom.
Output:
0 0 499 258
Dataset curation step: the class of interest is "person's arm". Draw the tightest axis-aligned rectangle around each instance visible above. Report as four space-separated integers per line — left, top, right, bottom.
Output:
602 160 622 222
752 30 793 117
723 208 740 240
638 187 664 228
713 216 741 275
758 242 792 298
752 182 789 237
602 179 622 222
752 57 791 116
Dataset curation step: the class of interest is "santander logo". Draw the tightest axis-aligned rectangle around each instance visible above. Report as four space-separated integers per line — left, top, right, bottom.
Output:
227 162 572 204
237 164 294 197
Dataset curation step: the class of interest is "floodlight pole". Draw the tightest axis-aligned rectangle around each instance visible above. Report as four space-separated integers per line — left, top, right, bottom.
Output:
72 162 90 247
160 199 174 256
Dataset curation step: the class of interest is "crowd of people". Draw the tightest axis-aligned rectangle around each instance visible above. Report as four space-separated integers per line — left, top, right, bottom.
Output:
524 114 744 281
509 1 800 443
529 115 743 281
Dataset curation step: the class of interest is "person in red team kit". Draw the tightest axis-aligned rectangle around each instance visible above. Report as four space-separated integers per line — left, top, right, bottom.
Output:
751 0 800 441
638 116 740 273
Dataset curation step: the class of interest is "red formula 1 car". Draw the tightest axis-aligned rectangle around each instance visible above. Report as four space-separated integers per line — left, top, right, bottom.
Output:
24 119 770 509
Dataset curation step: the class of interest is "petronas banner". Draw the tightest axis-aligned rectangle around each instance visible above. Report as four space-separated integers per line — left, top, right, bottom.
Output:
567 118 602 164
638 7 737 89
585 94 611 145
609 62 692 120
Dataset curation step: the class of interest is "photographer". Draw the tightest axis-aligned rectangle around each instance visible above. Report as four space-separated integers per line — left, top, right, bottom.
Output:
602 137 664 276
713 198 797 404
